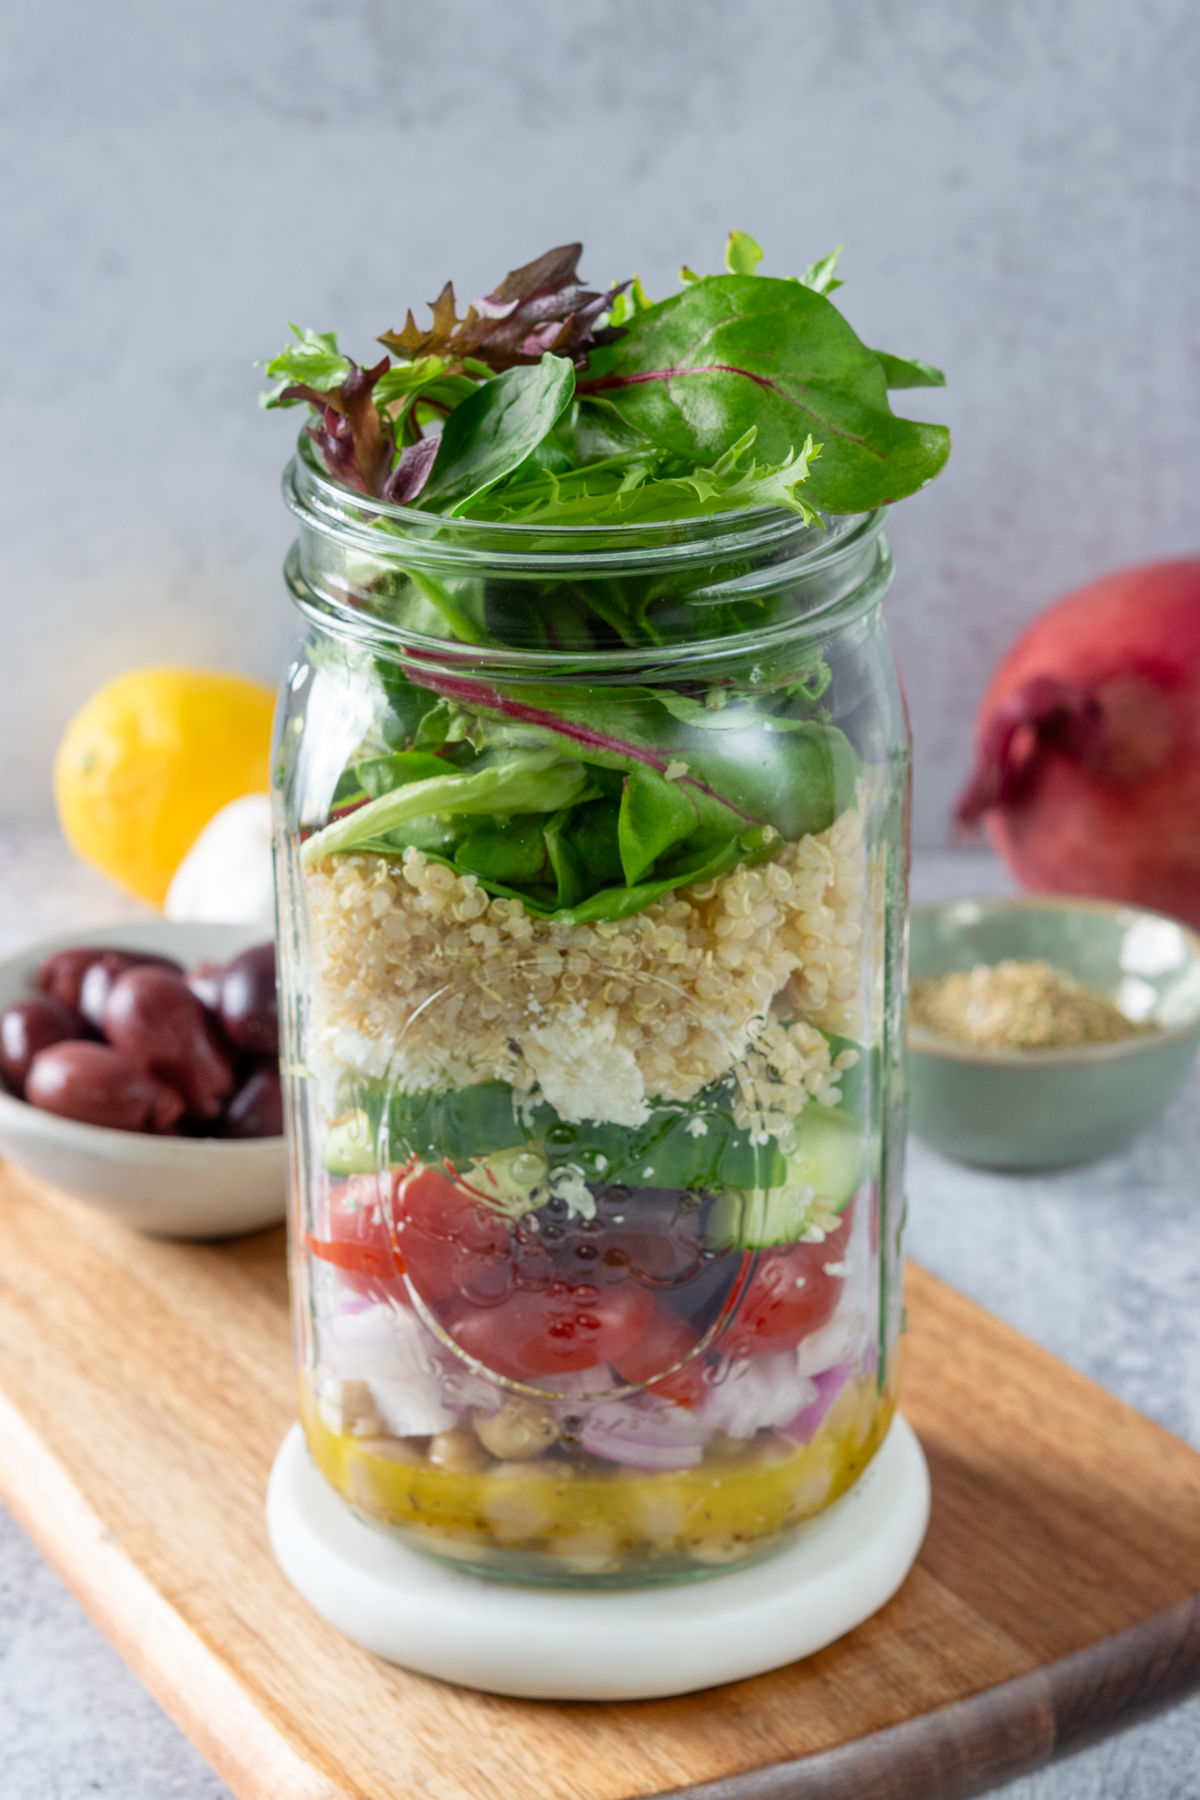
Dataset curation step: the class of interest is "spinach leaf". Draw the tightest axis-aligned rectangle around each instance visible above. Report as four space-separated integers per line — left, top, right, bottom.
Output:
558 830 764 924
567 798 625 886
618 764 698 885
351 819 460 856
542 809 588 909
420 355 576 512
577 275 948 513
657 670 831 731
380 1083 529 1166
455 818 548 884
680 720 859 841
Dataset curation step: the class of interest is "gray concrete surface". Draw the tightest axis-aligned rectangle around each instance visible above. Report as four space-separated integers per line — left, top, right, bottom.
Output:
4 0 1200 843
2 836 1200 1795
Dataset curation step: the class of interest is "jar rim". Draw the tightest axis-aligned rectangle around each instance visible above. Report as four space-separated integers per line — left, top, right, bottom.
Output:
283 433 893 675
286 431 882 562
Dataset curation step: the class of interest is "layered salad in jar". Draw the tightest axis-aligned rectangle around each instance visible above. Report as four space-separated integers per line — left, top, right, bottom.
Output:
266 235 949 1581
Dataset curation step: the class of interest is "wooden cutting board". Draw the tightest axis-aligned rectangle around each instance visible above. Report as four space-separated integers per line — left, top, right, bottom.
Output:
1 1161 1199 1800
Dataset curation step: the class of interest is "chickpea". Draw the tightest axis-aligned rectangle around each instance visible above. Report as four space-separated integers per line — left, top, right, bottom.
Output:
474 1398 560 1461
429 1428 490 1473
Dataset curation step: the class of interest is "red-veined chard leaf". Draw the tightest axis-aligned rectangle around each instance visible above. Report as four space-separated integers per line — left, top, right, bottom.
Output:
577 274 949 513
871 349 946 389
401 667 858 843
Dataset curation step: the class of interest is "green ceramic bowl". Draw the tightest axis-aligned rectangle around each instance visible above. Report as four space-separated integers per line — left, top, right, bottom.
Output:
907 896 1200 1169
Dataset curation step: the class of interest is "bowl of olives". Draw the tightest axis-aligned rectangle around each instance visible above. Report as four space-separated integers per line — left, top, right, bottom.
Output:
0 921 286 1238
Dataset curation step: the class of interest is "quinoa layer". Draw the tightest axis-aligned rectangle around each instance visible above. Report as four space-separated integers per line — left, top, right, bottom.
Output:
304 808 876 1136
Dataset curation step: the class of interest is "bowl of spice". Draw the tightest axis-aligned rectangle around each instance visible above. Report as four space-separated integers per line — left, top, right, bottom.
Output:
907 896 1200 1168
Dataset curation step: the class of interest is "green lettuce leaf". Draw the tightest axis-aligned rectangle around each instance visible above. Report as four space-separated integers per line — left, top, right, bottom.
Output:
355 750 452 797
300 749 594 862
259 326 350 407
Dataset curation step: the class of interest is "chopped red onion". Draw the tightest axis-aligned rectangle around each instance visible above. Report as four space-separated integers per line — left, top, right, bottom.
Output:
579 1397 713 1469
776 1357 856 1446
699 1351 819 1439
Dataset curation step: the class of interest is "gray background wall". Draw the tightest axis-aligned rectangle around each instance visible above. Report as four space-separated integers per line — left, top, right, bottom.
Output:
4 0 1198 845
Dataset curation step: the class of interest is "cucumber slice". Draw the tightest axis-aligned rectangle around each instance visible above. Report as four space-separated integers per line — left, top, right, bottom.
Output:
322 1112 378 1175
321 1115 550 1221
787 1106 863 1213
705 1106 863 1249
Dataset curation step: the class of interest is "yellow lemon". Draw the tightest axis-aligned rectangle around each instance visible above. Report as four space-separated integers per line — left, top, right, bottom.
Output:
54 668 277 906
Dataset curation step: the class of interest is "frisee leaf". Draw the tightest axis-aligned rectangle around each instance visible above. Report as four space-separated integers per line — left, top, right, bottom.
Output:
458 427 822 526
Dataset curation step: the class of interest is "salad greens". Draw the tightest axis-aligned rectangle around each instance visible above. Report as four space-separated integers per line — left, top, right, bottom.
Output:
300 658 858 923
262 232 947 524
275 234 942 923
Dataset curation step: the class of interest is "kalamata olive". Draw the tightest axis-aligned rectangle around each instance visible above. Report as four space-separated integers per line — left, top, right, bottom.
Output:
26 1041 185 1133
219 1062 283 1138
219 943 278 1055
0 996 89 1097
76 952 185 1032
40 946 182 1016
104 968 234 1120
186 960 226 1012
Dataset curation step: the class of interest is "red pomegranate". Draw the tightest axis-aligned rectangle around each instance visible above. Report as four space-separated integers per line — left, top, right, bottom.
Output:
956 560 1200 928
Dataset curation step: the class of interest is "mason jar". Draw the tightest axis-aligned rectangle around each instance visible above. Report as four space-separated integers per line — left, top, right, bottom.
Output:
274 432 909 1587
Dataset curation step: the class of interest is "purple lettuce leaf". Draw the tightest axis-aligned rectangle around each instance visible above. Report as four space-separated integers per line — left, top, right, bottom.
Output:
379 244 628 375
282 355 392 496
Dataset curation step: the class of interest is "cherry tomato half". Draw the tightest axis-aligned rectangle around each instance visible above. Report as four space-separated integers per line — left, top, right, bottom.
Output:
441 1278 655 1379
719 1210 853 1358
393 1164 510 1305
308 1176 404 1298
609 1298 708 1406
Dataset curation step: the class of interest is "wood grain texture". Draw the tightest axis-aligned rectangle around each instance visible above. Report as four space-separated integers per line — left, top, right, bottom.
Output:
1 1161 1198 1800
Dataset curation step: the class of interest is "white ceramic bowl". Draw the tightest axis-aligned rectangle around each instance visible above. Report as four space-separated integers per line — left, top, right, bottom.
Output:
0 920 287 1238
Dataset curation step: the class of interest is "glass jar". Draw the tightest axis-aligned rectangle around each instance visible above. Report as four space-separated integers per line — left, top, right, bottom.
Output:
274 434 910 1587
